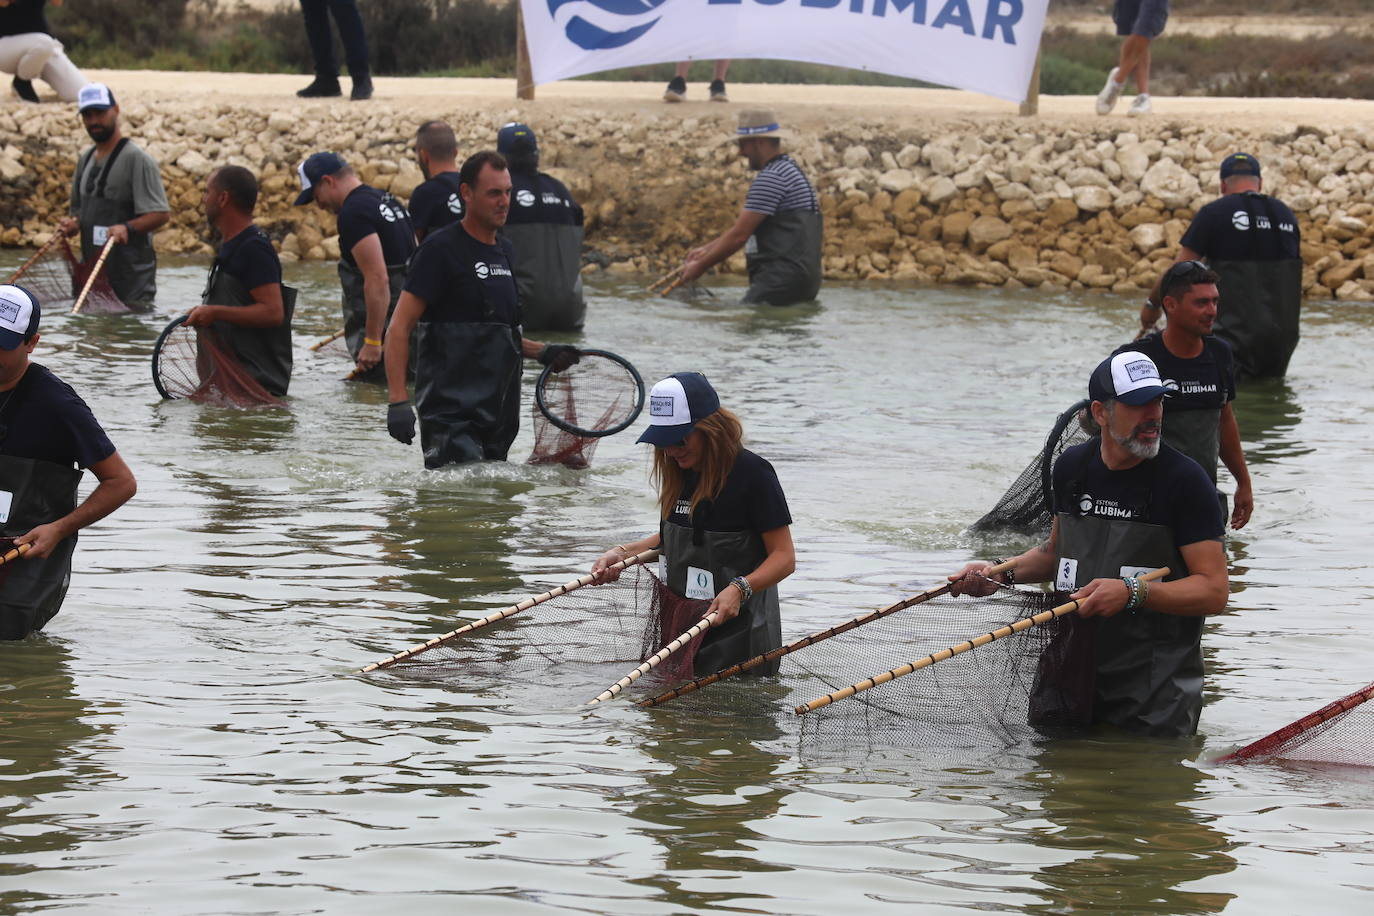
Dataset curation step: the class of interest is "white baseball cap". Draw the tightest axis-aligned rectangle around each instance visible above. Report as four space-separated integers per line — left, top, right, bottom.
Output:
0 285 40 350
637 372 720 446
77 82 116 112
1089 351 1172 406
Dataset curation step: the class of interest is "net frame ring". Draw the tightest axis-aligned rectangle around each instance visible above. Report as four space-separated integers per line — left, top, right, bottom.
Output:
534 348 645 439
151 314 190 400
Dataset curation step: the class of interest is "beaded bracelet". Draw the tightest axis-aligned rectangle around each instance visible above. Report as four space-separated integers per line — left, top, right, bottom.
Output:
991 558 1016 587
1122 576 1141 612
730 575 753 601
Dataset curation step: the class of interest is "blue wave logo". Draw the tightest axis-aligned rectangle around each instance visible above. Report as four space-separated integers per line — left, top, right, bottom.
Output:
547 0 671 50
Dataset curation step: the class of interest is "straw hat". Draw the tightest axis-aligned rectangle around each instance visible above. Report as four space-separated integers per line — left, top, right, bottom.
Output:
732 109 788 142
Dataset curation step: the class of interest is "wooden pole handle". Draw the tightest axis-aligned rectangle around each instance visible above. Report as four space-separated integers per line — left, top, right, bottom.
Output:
585 610 720 706
6 233 62 284
0 543 32 567
309 328 346 351
71 237 116 314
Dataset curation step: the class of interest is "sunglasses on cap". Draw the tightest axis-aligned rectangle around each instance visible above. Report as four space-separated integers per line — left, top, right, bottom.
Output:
1163 259 1210 283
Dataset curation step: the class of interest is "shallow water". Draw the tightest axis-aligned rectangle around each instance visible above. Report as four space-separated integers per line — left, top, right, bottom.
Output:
2 251 1373 914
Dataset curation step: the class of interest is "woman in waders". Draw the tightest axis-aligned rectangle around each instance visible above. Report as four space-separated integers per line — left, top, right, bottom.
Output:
591 372 795 677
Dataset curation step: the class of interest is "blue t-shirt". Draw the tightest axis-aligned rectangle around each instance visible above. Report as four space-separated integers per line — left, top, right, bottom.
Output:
670 449 791 534
404 222 520 325
216 224 282 291
408 173 464 239
0 363 115 469
336 185 415 269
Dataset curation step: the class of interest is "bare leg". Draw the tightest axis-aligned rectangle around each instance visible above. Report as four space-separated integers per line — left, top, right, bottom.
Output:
1117 35 1151 92
713 60 730 81
675 61 691 80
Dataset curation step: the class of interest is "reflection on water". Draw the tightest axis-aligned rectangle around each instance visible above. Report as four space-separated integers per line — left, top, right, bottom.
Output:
1 249 1373 912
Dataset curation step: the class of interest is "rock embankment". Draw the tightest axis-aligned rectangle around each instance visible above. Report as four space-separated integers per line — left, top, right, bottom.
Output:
3 99 1373 300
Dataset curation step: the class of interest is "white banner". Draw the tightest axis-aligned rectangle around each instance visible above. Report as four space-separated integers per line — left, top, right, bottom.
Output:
521 0 1049 103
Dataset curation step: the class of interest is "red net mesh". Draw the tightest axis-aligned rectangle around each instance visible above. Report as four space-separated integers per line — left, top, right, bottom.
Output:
1219 682 1374 766
527 354 642 469
154 321 284 408
7 237 130 315
527 403 600 468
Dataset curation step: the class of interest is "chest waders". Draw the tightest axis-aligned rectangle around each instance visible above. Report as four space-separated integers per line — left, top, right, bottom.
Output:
658 511 782 677
743 208 823 306
202 260 296 398
76 139 157 309
338 259 409 385
0 455 82 639
412 233 523 468
1038 452 1202 737
1209 195 1302 379
503 222 586 332
1163 407 1228 521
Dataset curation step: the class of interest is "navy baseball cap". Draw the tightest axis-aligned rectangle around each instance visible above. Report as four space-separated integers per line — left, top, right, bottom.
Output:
0 285 40 350
1220 153 1261 180
77 82 116 112
1089 351 1172 406
637 372 720 446
497 122 537 154
294 151 348 205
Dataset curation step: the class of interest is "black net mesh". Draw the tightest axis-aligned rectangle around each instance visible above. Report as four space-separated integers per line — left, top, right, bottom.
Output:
7 237 129 315
1220 682 1374 767
970 400 1093 536
153 320 284 408
528 351 643 468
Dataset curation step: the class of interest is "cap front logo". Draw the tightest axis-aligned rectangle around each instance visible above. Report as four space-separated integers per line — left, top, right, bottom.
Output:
650 395 675 417
1124 359 1155 382
0 299 20 325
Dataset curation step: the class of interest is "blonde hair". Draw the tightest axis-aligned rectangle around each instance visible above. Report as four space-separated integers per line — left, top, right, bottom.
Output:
652 408 744 521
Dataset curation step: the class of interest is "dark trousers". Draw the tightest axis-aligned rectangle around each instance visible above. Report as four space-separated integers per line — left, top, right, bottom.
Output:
299 0 370 78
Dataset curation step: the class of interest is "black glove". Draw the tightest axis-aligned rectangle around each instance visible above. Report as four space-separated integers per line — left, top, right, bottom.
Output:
387 400 415 445
537 344 581 373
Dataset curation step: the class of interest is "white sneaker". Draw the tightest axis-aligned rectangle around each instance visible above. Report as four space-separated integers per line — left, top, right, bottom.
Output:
1127 93 1153 117
1095 67 1124 115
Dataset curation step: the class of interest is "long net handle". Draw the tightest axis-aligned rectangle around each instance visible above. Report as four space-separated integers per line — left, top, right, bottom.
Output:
585 610 721 706
639 559 1018 709
6 233 62 284
795 567 1170 715
1217 680 1374 763
71 237 116 315
0 543 31 567
646 266 681 294
359 548 660 673
310 328 346 351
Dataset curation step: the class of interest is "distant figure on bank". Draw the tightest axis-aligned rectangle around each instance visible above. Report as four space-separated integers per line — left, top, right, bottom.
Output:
184 166 295 397
1095 0 1167 117
383 151 577 469
678 110 821 306
1140 153 1302 379
295 0 372 100
295 151 415 382
0 284 136 639
497 122 586 332
0 0 84 103
58 83 170 310
408 120 464 244
664 59 730 103
1118 261 1252 529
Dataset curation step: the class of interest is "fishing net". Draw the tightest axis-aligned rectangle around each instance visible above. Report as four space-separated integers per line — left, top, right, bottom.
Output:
151 317 284 408
969 399 1093 536
527 349 645 469
366 563 712 703
6 236 129 314
1218 681 1374 767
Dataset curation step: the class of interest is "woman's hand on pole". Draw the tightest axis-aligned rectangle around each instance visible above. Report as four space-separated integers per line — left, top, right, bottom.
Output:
708 580 744 623
591 546 629 584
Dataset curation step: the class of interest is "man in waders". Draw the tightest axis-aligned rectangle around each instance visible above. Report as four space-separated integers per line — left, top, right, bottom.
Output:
677 109 822 306
382 151 578 469
408 120 464 245
497 122 587 332
183 166 294 397
295 151 415 383
1119 261 1252 529
1140 153 1302 379
0 285 136 639
58 83 170 310
949 352 1228 737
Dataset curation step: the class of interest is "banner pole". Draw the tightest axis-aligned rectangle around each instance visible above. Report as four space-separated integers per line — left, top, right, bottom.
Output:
516 4 535 101
1019 47 1041 117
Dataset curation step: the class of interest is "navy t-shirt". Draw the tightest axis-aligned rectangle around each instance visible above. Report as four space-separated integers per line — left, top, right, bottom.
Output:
506 170 583 227
216 224 282 291
0 0 50 36
404 222 519 325
1052 441 1223 549
0 363 115 469
336 185 415 269
1181 192 1301 261
668 449 791 534
408 173 464 238
1117 334 1235 415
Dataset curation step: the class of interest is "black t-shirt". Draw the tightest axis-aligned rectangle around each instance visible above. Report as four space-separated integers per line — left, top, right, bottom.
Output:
0 363 115 469
506 170 583 227
1052 441 1223 549
1117 334 1235 414
336 185 416 270
404 222 520 325
668 449 792 534
408 173 464 237
216 224 282 291
0 0 49 37
1181 192 1301 261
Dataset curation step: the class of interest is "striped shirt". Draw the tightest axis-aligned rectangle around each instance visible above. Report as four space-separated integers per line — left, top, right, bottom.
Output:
744 155 818 216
